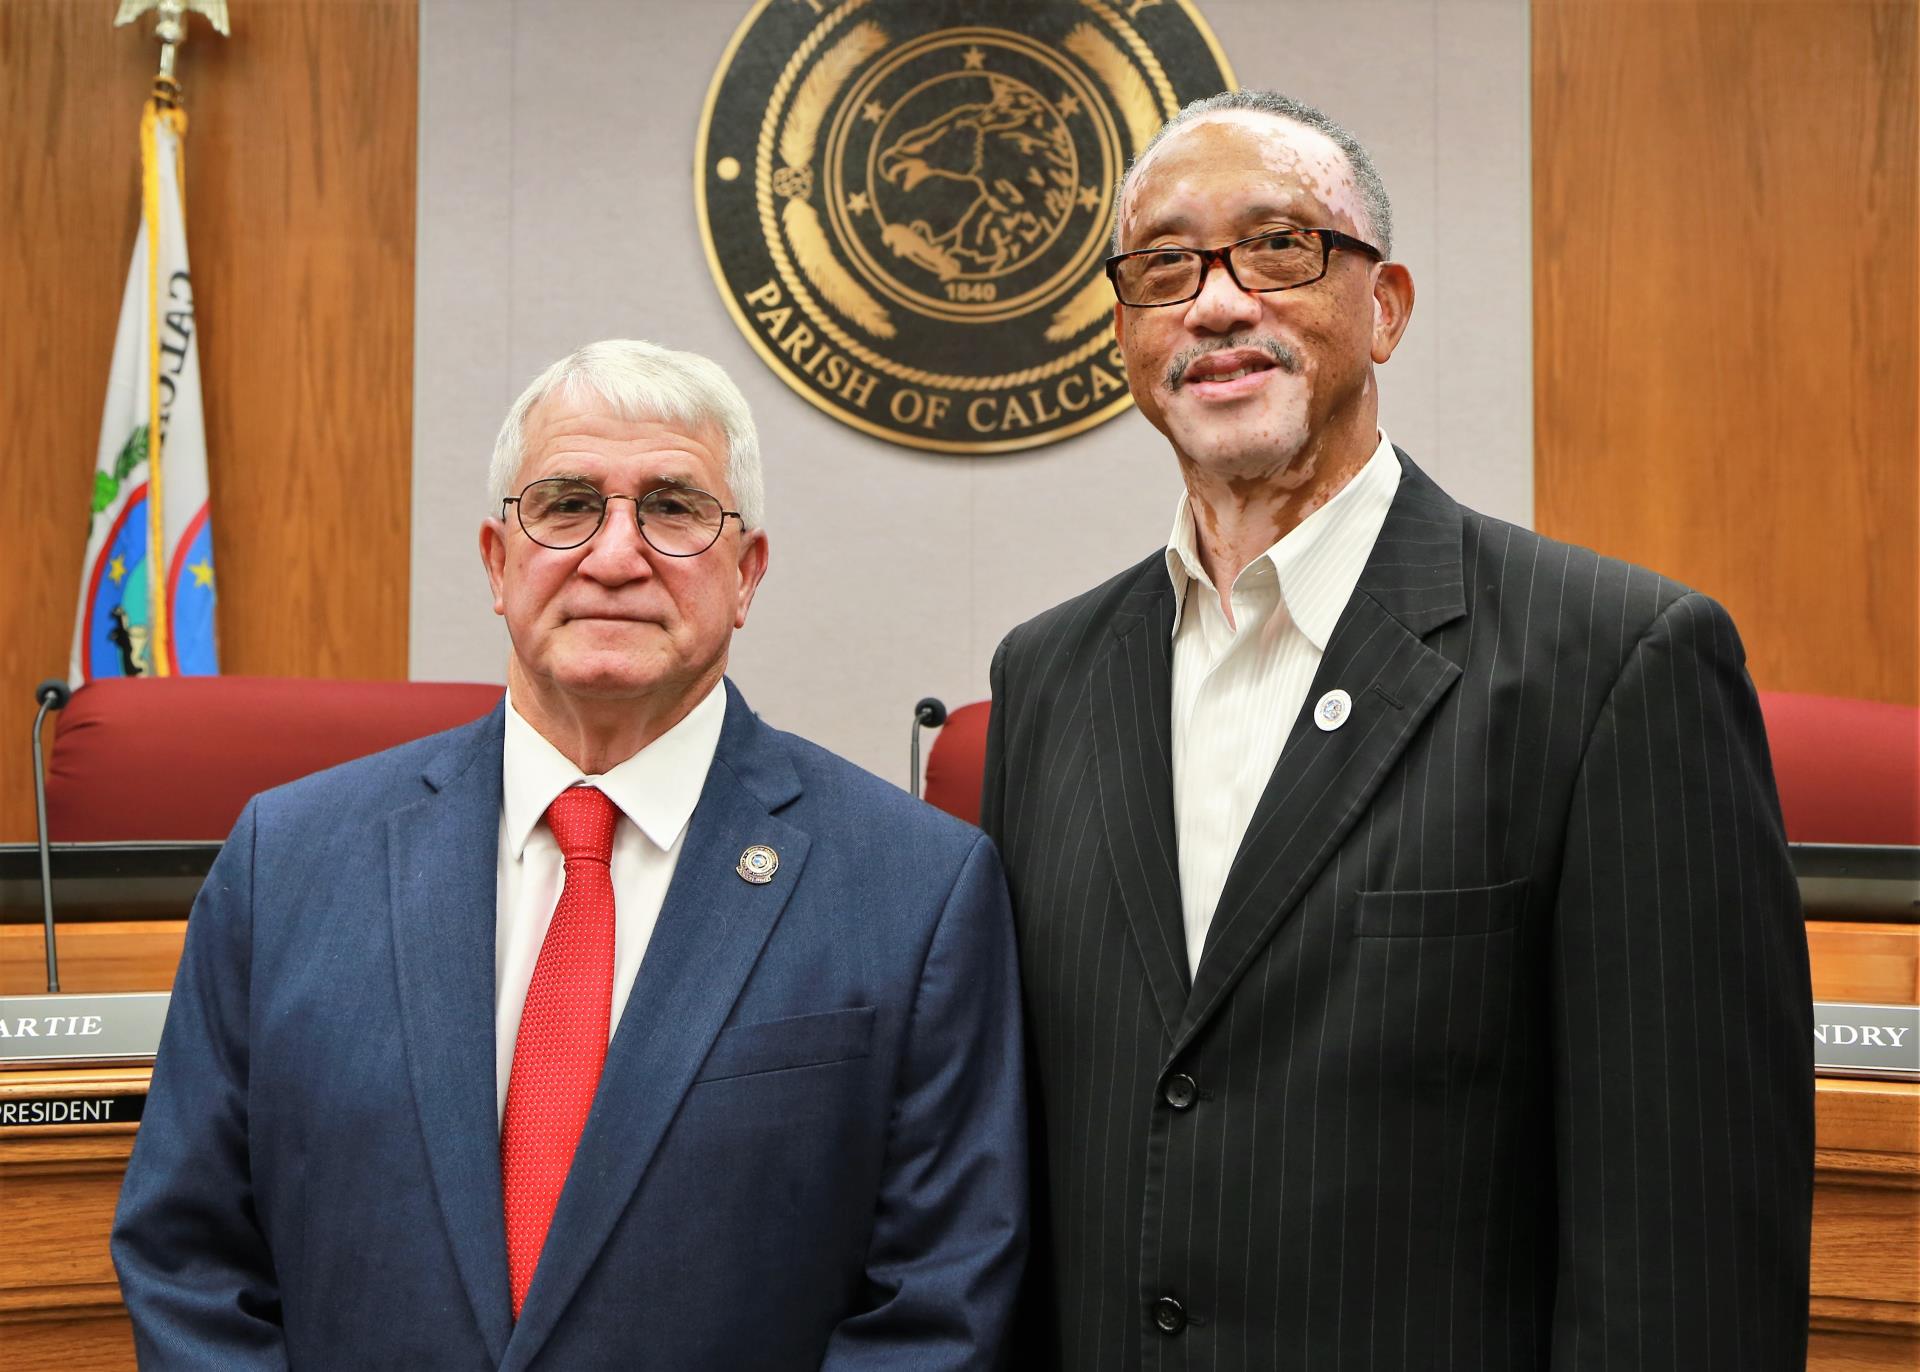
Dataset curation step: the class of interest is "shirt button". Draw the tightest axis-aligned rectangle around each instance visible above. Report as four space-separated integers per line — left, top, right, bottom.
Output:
1162 1072 1197 1110
1153 1295 1186 1334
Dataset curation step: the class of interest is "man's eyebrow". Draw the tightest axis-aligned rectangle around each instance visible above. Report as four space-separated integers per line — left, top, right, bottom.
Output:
531 470 705 491
1127 211 1192 246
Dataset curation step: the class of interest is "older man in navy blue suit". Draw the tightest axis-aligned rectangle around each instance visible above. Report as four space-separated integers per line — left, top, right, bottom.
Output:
113 339 1027 1370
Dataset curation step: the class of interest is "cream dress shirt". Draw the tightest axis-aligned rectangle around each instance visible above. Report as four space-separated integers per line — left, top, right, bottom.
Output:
493 681 724 1122
1166 434 1400 975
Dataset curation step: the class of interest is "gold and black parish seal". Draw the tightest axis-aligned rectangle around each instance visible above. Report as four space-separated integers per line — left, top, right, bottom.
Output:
697 0 1233 454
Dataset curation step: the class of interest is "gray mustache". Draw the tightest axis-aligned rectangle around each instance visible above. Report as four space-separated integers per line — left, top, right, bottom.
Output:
1167 336 1301 389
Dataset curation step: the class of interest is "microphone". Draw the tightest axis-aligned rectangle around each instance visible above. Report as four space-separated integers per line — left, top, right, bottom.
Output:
31 679 72 993
909 697 948 800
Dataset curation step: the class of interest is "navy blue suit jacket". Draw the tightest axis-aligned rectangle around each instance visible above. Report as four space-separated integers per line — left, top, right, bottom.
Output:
113 683 1027 1370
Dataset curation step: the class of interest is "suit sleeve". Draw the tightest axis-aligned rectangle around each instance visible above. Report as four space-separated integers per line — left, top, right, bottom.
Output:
112 799 290 1370
1548 591 1813 1369
820 832 1029 1371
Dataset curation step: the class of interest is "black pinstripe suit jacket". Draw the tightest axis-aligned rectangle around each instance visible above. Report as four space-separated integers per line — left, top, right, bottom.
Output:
982 452 1813 1372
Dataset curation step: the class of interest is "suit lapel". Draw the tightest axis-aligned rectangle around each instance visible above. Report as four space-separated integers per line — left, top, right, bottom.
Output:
503 683 807 1370
1090 566 1189 1039
386 707 514 1364
1176 455 1469 1051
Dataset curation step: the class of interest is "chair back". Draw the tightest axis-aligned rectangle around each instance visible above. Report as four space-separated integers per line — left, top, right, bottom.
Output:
1757 690 1919 846
922 700 992 827
46 676 504 841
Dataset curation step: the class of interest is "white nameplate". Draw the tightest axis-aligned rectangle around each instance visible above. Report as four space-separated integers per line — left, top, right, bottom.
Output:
0 992 170 1066
1812 1001 1920 1080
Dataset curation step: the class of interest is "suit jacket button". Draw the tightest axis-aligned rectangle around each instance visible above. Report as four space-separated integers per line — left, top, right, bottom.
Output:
1162 1072 1197 1110
1153 1295 1186 1334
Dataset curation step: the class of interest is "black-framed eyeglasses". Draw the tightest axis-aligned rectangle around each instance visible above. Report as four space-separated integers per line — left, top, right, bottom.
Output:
1105 228 1383 308
501 478 744 556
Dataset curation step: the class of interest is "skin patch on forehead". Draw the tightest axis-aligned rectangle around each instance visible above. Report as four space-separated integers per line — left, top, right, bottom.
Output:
1118 111 1370 250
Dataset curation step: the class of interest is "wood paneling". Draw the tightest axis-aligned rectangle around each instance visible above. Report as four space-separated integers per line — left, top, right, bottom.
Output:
1534 0 1918 707
0 0 418 843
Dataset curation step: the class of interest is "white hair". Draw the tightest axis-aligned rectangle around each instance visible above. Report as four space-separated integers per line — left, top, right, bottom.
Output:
488 339 765 530
1114 89 1394 258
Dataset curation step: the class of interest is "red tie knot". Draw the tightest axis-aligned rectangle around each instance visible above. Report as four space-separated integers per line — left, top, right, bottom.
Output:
545 785 617 865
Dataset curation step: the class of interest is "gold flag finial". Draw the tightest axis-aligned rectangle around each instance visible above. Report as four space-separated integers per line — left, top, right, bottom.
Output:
114 0 229 89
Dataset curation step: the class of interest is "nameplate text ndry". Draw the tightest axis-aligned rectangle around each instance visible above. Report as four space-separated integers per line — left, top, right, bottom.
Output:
0 992 170 1066
1812 1001 1920 1080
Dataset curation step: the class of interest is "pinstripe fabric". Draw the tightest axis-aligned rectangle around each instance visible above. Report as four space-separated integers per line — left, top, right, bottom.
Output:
982 452 1813 1372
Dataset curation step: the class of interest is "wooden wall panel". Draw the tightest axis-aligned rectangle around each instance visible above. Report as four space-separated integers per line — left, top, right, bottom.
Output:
0 0 417 843
1535 0 1918 707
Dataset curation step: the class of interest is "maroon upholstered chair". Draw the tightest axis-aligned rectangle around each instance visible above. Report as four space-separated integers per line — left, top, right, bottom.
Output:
45 676 504 842
1756 690 1919 846
921 700 991 827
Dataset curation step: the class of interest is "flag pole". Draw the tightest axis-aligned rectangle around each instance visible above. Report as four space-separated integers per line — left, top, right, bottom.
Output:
113 0 231 85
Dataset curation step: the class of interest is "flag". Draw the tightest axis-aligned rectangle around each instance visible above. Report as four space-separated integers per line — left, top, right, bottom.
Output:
69 94 217 684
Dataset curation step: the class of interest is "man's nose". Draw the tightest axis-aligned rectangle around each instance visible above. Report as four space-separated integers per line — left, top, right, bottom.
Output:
577 499 655 579
1184 256 1263 331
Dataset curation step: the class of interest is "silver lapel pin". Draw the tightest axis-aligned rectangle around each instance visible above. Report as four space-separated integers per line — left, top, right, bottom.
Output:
1313 688 1353 732
737 845 779 884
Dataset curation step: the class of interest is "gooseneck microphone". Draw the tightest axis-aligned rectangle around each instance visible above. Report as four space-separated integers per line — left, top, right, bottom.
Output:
910 697 948 801
31 679 72 993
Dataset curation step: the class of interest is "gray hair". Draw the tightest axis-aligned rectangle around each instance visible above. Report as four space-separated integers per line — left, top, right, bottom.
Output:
1114 89 1394 258
488 339 765 530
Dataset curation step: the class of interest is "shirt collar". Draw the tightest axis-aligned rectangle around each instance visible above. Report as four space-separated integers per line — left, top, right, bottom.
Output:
1164 430 1401 651
501 679 726 860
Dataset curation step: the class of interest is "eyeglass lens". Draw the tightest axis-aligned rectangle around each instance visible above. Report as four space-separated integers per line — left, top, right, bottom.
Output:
1114 232 1327 306
516 478 727 555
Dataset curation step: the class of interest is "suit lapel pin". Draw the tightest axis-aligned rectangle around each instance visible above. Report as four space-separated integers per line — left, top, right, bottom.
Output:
737 845 779 884
1313 688 1353 732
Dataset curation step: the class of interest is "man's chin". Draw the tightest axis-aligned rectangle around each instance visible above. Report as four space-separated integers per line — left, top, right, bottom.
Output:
1171 425 1311 481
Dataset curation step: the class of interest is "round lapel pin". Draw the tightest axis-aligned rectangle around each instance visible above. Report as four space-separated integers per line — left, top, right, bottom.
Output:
737 845 779 884
1313 688 1353 732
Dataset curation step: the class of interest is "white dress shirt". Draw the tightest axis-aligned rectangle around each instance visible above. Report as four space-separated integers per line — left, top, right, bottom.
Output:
493 682 724 1121
1167 433 1400 974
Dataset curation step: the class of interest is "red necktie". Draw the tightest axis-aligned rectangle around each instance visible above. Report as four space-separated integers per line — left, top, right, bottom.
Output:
501 784 618 1318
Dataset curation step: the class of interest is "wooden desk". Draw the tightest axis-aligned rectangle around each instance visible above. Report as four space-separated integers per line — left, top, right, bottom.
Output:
0 920 1914 1370
0 922 186 997
0 1067 146 1371
1811 1078 1920 1370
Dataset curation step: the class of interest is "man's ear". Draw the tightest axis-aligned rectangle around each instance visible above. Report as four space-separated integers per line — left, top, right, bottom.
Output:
1370 262 1415 364
733 529 771 629
480 519 509 616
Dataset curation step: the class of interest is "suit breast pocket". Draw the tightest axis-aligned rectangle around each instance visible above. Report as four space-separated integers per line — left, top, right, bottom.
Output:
692 1005 876 1084
1355 875 1531 939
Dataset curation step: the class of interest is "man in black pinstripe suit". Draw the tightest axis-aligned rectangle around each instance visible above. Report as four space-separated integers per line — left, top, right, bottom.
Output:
982 90 1813 1371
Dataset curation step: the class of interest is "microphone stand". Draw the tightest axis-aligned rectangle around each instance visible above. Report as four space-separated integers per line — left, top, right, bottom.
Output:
910 697 947 800
31 679 72 992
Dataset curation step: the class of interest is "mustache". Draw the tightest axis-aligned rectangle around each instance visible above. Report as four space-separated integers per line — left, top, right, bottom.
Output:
1166 335 1302 389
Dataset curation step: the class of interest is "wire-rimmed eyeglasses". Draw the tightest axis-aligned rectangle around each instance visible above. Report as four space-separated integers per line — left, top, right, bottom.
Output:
501 478 744 556
1105 228 1382 308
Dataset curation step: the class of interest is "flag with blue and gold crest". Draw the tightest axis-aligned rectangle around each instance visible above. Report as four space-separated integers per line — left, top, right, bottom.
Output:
69 92 217 683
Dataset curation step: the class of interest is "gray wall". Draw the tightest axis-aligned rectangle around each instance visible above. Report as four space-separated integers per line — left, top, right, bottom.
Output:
411 0 1532 788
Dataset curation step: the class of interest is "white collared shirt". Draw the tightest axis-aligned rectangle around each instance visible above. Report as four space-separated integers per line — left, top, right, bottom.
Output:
493 682 725 1122
1167 433 1401 975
